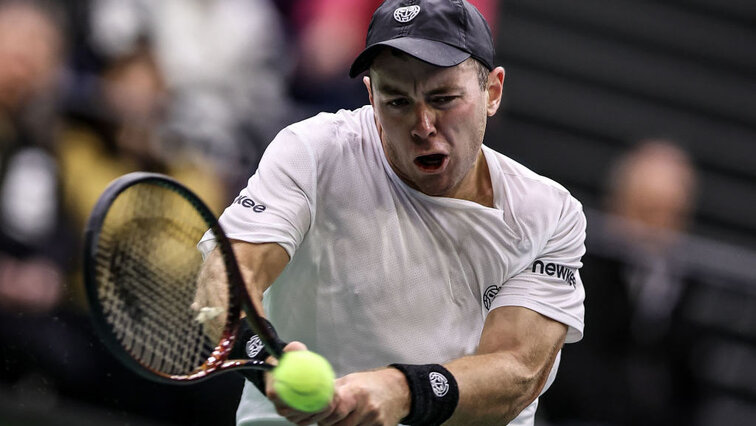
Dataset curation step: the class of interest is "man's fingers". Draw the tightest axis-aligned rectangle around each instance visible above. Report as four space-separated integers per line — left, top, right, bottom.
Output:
290 410 330 426
269 341 333 424
265 340 309 400
272 396 336 425
316 399 352 425
283 341 308 352
320 409 364 426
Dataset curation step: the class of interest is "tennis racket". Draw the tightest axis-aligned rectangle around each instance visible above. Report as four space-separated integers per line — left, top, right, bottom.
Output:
83 172 283 384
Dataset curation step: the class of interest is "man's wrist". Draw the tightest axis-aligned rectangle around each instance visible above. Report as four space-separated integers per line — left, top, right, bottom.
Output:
384 365 412 420
389 363 460 426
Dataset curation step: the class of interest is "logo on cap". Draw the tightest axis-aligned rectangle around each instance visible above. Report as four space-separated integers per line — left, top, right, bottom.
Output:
393 5 420 23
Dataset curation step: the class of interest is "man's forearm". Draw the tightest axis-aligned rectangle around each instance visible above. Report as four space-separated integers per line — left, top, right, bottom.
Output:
443 348 560 425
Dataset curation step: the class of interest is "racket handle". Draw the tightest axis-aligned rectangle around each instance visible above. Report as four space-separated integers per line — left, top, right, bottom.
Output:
236 369 266 389
231 320 288 393
231 320 289 359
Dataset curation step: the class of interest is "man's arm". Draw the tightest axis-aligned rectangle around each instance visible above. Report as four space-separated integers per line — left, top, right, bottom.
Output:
296 305 566 426
445 305 567 425
211 243 567 425
228 240 290 309
194 240 289 338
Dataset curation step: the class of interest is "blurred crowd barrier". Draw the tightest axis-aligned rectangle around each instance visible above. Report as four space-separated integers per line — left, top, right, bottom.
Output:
539 141 756 426
541 209 756 426
0 1 754 425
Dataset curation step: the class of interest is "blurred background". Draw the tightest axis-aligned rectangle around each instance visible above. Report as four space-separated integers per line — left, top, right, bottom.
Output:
0 0 753 425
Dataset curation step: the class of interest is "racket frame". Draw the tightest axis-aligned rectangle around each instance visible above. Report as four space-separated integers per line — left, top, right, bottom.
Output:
84 172 282 384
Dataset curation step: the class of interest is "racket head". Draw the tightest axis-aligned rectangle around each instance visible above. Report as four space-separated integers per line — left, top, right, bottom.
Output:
84 172 275 384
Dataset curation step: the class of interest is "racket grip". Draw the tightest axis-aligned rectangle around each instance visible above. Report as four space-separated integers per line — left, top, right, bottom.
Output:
231 319 288 358
231 319 289 394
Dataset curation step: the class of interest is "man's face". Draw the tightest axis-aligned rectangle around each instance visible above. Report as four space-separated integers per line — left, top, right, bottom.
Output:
366 50 502 198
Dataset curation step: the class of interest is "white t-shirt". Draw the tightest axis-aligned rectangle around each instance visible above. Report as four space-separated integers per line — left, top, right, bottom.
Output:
199 105 586 425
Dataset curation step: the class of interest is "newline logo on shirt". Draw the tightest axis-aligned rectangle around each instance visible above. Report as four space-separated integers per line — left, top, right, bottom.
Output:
531 260 577 287
233 195 266 213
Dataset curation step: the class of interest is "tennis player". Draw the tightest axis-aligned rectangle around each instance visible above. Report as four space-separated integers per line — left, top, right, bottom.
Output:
199 0 586 424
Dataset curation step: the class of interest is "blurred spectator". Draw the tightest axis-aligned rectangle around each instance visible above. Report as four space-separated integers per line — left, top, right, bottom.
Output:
54 37 243 426
275 0 499 111
0 0 68 321
605 140 697 255
541 140 702 426
60 42 226 238
0 0 84 400
88 0 292 190
0 3 236 423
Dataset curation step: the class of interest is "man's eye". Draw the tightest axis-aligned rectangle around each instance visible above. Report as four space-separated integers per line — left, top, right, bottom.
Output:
432 96 457 104
387 98 409 107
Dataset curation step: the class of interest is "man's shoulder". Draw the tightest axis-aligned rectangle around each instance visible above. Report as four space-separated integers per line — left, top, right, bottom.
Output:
264 105 379 177
285 105 373 146
486 146 573 199
485 146 584 231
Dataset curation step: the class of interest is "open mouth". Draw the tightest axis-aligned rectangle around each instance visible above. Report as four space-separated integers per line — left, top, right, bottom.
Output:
414 154 448 172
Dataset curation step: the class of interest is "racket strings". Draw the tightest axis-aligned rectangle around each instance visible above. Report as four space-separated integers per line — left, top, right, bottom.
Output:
94 185 226 376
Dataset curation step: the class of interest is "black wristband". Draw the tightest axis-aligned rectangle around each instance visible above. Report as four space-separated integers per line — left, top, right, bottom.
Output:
389 363 460 426
230 318 288 394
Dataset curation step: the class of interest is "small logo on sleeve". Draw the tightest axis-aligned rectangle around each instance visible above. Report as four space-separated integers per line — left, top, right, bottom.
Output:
531 260 577 287
483 285 500 310
233 195 266 213
429 372 449 397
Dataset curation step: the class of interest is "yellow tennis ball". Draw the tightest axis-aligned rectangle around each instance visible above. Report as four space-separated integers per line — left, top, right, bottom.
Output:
273 350 335 412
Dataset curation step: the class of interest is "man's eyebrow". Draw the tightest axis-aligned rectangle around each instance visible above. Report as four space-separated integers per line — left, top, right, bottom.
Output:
426 85 464 96
378 83 464 96
377 83 407 96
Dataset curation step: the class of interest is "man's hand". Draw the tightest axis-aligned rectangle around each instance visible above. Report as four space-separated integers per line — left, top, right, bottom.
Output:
191 248 229 341
316 368 410 426
266 341 335 425
266 342 410 426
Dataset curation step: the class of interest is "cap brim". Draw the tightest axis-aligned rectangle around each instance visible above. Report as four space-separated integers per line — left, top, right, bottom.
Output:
349 37 471 78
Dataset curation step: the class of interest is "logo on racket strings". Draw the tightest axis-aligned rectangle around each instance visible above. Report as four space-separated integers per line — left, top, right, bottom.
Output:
246 335 264 358
429 372 449 397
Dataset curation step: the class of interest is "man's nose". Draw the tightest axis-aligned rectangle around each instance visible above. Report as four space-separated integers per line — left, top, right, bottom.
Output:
410 104 436 141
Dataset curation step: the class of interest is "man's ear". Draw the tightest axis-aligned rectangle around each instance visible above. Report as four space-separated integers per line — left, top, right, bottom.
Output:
363 75 374 106
486 67 505 116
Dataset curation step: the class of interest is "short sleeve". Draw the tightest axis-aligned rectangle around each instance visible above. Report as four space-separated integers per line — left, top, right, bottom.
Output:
198 128 316 259
490 195 587 343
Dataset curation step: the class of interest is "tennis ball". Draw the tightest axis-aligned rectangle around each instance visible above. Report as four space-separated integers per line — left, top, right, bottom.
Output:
273 350 335 412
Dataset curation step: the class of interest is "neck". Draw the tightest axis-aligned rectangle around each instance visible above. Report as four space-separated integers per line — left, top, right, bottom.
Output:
448 150 493 207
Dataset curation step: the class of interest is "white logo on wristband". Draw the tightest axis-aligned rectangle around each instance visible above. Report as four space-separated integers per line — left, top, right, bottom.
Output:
429 372 449 397
245 335 264 358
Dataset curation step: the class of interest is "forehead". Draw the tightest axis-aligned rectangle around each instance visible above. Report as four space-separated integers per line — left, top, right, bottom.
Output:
369 49 477 92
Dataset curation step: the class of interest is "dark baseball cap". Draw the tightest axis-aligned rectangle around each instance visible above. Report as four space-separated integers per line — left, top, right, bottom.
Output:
349 0 495 78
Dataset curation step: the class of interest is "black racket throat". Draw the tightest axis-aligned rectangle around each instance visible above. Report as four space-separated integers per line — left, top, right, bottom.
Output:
84 172 280 384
